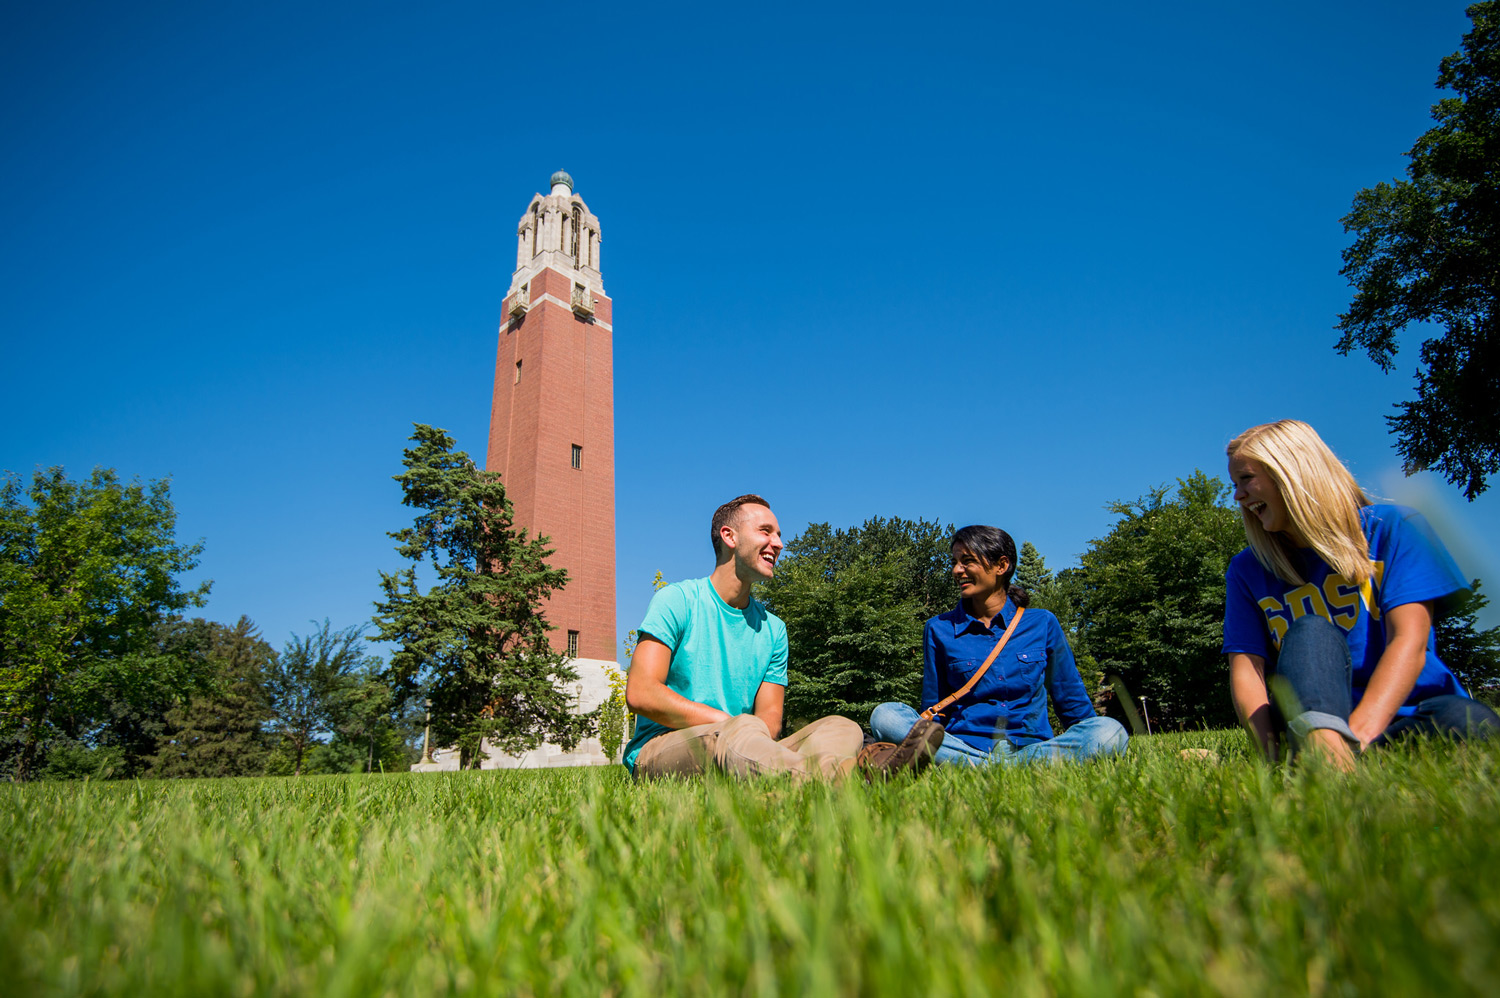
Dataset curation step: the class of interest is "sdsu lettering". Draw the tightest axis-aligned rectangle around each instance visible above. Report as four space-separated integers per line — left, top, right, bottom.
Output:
1254 563 1385 648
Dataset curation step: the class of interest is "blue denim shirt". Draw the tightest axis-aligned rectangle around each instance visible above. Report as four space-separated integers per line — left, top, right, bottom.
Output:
922 599 1096 752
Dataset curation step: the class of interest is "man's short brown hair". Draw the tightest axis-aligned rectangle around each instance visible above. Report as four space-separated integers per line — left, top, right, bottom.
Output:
711 494 772 558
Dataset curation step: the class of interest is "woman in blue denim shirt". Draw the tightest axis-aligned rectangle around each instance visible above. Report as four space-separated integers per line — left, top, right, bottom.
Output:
870 525 1129 766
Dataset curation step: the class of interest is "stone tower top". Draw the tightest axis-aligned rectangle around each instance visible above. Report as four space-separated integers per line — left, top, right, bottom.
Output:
513 173 602 297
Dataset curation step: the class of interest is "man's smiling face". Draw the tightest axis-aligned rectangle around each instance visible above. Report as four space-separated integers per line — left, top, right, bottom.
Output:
728 503 783 580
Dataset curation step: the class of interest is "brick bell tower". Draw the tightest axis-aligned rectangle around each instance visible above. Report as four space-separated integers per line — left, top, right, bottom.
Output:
486 170 616 667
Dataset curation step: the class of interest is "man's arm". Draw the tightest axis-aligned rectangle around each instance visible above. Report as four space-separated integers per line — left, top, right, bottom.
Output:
1229 652 1277 762
1348 600 1433 748
752 681 785 739
624 635 731 730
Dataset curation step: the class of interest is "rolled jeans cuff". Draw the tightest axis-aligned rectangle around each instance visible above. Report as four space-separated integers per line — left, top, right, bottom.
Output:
1288 710 1358 744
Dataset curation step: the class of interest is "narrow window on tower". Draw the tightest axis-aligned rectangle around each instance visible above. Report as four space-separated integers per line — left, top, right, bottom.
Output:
567 631 579 658
514 359 522 383
571 444 582 470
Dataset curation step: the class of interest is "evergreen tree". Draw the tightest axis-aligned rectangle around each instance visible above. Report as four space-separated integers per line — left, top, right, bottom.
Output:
372 425 592 768
1013 541 1053 596
151 617 276 779
1436 578 1500 707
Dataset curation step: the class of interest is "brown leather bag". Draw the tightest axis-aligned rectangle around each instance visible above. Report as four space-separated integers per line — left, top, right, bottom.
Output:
920 607 1025 723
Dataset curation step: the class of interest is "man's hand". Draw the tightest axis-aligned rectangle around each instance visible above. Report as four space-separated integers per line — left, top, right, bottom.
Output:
625 635 731 730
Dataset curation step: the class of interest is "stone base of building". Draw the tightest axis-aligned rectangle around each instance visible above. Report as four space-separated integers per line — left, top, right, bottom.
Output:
411 657 623 772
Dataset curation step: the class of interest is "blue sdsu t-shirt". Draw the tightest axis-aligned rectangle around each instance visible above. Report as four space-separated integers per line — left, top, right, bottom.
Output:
1222 504 1469 711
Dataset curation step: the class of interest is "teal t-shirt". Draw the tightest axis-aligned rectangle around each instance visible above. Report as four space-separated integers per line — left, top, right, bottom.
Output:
622 577 789 773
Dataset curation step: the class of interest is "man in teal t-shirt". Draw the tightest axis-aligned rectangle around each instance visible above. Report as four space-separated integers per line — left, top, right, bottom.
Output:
623 494 866 780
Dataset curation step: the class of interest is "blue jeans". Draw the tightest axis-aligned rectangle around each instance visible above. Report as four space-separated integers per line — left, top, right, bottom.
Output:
869 702 1128 767
1270 614 1500 748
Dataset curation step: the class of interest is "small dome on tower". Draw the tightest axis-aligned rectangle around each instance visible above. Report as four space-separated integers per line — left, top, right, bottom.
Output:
550 170 574 194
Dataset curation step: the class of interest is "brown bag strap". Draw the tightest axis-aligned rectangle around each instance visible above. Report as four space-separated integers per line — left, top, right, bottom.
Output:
921 607 1025 721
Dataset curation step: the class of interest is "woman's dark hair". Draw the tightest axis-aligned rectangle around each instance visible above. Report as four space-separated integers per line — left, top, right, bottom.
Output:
951 524 1030 608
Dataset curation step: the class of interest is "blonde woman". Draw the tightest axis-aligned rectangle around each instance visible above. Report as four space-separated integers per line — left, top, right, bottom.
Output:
1223 420 1499 768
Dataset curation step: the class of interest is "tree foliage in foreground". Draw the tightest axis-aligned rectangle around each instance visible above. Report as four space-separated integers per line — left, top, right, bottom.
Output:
1075 471 1245 729
759 517 955 725
1336 2 1500 499
372 424 592 768
0 467 209 780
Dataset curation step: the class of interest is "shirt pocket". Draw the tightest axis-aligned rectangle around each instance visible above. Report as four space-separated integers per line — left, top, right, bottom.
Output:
1001 648 1047 700
950 656 1008 701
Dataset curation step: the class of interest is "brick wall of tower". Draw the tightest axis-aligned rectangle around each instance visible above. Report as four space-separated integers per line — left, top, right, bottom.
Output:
487 274 616 662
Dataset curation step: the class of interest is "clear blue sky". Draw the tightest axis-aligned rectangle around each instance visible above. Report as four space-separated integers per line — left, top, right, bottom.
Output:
4 0 1497 655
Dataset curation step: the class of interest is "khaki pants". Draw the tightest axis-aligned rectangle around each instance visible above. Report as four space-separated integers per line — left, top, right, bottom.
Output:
634 714 864 781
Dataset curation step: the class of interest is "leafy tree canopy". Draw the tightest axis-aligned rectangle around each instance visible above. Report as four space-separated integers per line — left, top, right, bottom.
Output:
264 619 375 776
1336 2 1500 498
371 424 592 767
759 516 955 726
0 467 209 780
1075 471 1245 729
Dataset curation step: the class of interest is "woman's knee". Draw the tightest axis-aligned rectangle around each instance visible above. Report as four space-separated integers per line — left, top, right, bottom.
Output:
869 702 916 740
1274 615 1352 711
1080 715 1128 755
1281 614 1348 657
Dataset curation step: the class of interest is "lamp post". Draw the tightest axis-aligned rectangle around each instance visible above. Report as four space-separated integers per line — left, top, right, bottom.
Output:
1140 696 1152 736
420 698 433 765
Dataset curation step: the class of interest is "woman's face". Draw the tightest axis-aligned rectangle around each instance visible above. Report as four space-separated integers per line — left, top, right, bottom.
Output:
1229 455 1292 535
951 545 1009 603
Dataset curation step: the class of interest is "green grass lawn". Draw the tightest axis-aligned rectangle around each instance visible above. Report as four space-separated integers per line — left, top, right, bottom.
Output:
3 729 1498 996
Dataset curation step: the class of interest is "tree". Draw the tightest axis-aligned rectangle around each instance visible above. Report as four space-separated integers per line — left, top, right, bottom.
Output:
759 516 956 725
1435 578 1500 706
1013 541 1053 595
0 467 209 780
93 616 221 778
1336 3 1500 499
371 424 592 768
263 620 371 776
1074 471 1246 729
327 662 414 773
150 617 277 779
1013 545 1105 723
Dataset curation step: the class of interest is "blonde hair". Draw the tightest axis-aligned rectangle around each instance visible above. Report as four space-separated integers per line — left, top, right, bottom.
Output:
1226 420 1373 585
